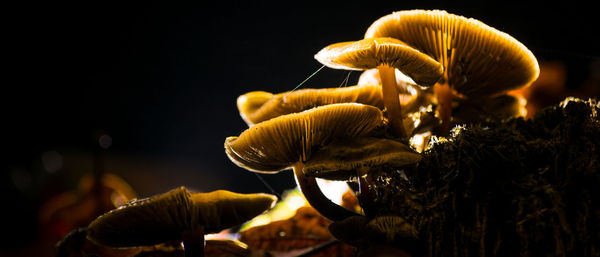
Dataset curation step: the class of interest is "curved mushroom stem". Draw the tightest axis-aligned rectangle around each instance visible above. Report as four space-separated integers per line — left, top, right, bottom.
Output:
433 82 453 136
293 163 359 222
378 65 407 138
357 175 377 217
182 225 205 257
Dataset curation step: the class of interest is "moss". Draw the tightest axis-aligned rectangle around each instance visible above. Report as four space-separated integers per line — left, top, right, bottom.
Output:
367 97 599 257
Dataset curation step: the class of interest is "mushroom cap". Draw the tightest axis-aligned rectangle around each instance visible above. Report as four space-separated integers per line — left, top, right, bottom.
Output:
365 9 540 97
189 190 277 234
237 91 274 125
314 37 443 86
303 137 422 180
225 103 385 173
327 216 369 246
365 215 417 243
452 94 527 124
237 84 384 126
87 187 277 248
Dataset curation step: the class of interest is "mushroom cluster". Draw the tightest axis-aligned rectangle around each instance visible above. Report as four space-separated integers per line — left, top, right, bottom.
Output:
59 187 277 257
225 9 541 256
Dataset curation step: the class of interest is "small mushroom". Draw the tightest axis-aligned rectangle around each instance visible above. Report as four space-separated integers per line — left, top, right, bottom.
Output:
225 103 384 173
86 187 277 257
328 215 420 257
225 103 384 221
452 94 527 124
236 84 384 126
315 37 444 138
365 216 417 244
303 137 422 181
364 10 539 134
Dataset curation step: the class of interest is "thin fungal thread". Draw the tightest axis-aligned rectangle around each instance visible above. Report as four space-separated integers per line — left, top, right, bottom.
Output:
253 173 282 199
338 70 353 88
285 65 326 98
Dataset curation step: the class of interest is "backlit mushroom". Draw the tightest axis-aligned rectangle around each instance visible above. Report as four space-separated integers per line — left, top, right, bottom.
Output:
225 103 384 221
315 37 443 138
237 84 384 126
452 94 527 124
303 137 421 181
364 10 539 134
86 187 277 257
328 215 420 257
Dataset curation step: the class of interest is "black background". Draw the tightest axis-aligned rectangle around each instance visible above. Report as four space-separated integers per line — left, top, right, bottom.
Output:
3 0 598 252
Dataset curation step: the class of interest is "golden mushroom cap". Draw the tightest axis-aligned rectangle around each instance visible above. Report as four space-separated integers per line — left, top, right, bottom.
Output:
452 94 527 124
237 91 274 125
303 137 422 180
225 103 385 173
189 190 277 234
86 187 276 248
365 9 540 97
366 216 418 243
237 84 384 126
314 37 443 86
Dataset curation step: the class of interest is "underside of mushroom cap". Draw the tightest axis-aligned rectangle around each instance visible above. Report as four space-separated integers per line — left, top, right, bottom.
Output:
237 84 384 126
225 103 385 173
365 9 539 97
452 94 527 124
190 190 277 234
303 137 421 180
87 187 277 248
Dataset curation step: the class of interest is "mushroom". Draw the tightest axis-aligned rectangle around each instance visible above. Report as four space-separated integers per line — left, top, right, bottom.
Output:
225 103 384 221
328 215 420 257
364 9 539 134
236 84 384 126
315 37 444 138
303 137 422 181
452 94 527 124
86 187 277 257
236 91 274 125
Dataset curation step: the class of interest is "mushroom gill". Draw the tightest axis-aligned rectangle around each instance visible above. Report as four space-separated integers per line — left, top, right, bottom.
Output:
315 37 444 138
303 137 422 181
86 187 277 252
364 10 539 134
225 103 385 173
237 84 384 126
225 103 385 222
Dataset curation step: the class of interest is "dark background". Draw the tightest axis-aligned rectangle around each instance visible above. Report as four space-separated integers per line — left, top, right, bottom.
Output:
3 0 598 254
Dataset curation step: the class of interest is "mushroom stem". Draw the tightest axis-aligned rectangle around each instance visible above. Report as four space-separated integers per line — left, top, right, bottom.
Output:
293 163 359 222
357 175 377 217
433 82 453 136
182 225 205 257
378 65 407 138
